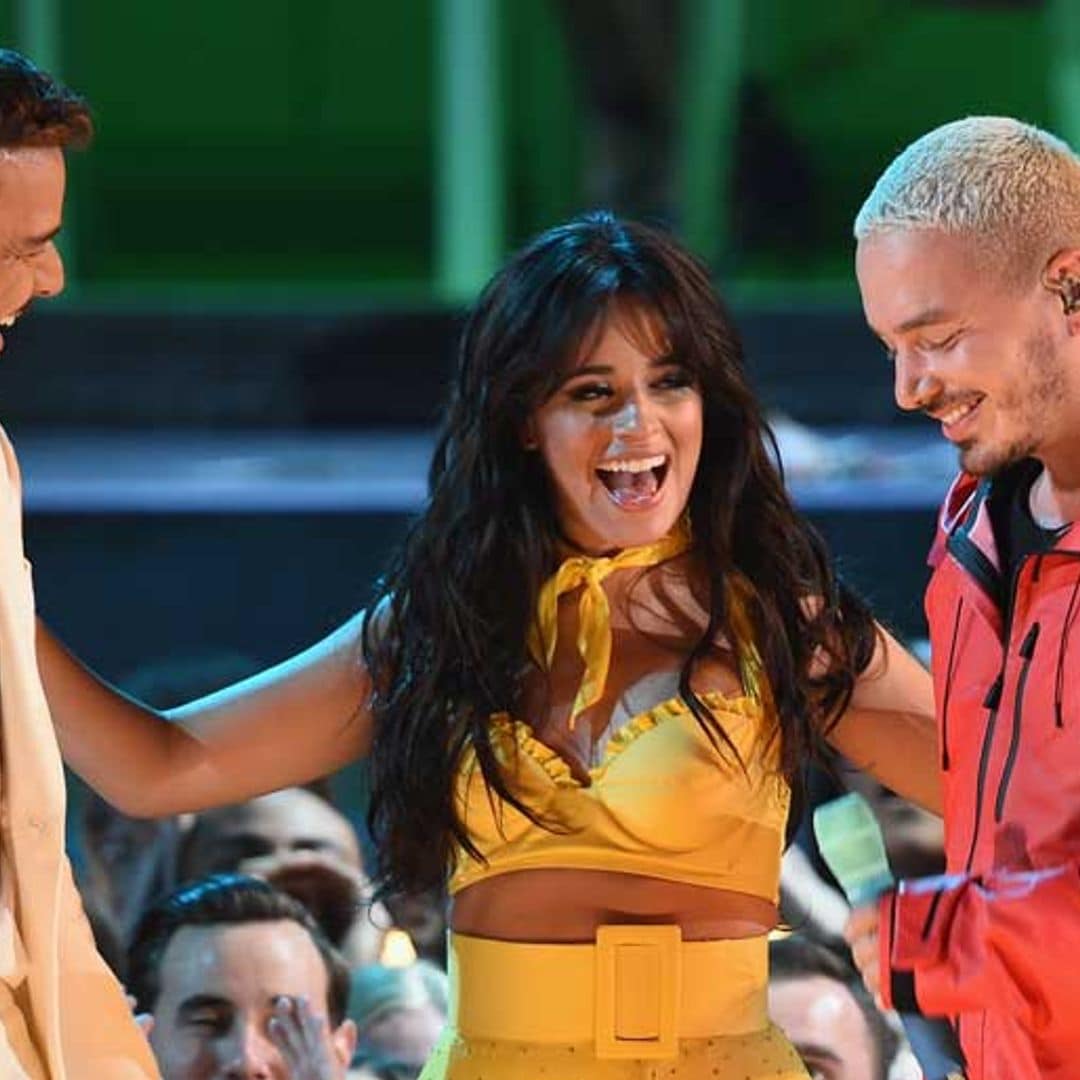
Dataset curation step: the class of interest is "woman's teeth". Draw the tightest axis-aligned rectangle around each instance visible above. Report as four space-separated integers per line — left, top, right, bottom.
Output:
595 454 666 474
595 455 668 505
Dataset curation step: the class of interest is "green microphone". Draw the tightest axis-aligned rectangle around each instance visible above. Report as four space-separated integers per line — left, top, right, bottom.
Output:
813 792 894 907
813 793 966 1076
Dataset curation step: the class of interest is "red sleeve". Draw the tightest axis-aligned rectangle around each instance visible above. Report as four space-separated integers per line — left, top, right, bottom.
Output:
878 864 1080 1040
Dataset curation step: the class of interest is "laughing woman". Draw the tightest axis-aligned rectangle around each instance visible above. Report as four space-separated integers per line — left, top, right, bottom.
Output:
33 213 937 1078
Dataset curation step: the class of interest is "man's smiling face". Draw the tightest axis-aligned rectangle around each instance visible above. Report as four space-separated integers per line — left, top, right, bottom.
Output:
856 227 1071 476
0 145 66 351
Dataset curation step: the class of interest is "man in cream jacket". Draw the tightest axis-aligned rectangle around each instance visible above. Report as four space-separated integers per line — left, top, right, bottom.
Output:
0 48 159 1079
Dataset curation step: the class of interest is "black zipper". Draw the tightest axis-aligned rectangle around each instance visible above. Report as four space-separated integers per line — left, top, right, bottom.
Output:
939 598 964 771
1055 576 1080 727
963 546 1033 855
963 673 1003 873
993 622 1040 822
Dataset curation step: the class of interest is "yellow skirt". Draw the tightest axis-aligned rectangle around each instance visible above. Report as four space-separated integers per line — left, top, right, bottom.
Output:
420 928 807 1079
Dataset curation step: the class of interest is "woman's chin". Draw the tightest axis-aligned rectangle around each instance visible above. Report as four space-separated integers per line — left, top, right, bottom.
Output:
564 501 683 554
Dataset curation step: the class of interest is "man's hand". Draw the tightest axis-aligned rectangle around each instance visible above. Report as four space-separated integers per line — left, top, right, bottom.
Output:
844 903 882 1005
126 995 155 1041
267 995 341 1080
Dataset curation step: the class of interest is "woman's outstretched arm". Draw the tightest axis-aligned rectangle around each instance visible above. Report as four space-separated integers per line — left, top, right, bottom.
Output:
35 612 373 818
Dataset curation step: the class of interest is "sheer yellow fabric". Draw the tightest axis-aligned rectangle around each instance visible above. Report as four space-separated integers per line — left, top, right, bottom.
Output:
421 1025 808 1078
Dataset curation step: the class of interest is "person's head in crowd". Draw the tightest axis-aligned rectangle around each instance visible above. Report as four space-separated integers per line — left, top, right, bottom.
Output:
347 962 447 1078
0 49 91 345
179 785 361 879
77 653 261 943
179 785 389 965
855 116 1080 478
129 873 356 1080
79 786 184 947
768 935 898 1080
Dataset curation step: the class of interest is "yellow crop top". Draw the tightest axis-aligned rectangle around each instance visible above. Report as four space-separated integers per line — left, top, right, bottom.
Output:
448 690 790 901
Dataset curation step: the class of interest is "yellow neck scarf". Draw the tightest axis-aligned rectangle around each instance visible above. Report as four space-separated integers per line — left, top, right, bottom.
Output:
528 520 692 729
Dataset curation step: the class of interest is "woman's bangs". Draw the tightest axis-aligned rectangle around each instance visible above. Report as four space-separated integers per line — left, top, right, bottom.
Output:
524 282 622 400
626 285 707 382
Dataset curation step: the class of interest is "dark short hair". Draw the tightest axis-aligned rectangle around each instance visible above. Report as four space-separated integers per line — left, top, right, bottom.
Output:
128 873 351 1026
770 935 899 1080
0 49 92 149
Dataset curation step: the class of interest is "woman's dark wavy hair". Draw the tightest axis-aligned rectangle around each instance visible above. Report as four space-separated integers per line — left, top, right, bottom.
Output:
364 211 877 897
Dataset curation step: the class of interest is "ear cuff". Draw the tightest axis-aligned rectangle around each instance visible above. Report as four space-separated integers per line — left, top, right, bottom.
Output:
1048 272 1080 315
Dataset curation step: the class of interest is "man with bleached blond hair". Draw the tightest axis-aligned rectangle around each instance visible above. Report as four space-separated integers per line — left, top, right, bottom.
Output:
846 115 1080 1079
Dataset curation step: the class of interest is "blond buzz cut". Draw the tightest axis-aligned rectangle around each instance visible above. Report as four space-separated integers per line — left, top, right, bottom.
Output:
854 116 1080 289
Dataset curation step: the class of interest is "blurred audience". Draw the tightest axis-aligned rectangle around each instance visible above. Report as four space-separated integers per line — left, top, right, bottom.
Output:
79 785 184 953
180 786 391 968
379 891 447 970
179 784 357 878
76 652 260 945
347 961 447 1079
129 873 356 1080
768 935 901 1080
75 650 402 972
779 843 850 945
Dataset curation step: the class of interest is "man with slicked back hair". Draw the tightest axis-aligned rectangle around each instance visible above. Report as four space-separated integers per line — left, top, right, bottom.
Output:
0 48 159 1079
128 875 356 1080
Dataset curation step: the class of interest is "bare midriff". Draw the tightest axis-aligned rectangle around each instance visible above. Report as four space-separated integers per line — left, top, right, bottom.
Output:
451 868 777 942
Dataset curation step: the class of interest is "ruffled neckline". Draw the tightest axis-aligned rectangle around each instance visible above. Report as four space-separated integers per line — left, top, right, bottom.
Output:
489 689 761 787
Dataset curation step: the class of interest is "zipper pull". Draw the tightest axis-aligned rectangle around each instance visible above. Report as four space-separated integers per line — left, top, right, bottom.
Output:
1019 622 1041 659
983 673 1004 710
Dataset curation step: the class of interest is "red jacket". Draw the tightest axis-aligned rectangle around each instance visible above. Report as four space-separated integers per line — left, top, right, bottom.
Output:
878 469 1080 1079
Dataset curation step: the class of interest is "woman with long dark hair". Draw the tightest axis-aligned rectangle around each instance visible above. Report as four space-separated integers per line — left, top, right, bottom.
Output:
36 213 938 1077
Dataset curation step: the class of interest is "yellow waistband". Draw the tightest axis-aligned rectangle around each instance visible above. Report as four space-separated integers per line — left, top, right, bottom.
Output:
447 927 768 1060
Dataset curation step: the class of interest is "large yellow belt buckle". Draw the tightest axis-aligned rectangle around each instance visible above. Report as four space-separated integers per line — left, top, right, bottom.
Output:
594 924 681 1060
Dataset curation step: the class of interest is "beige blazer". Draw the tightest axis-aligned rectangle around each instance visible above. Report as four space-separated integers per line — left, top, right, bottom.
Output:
0 431 159 1079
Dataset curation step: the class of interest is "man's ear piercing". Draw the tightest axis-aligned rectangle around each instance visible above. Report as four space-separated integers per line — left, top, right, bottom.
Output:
1047 271 1080 315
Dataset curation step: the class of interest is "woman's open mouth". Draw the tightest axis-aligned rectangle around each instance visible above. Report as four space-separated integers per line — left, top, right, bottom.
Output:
595 454 669 509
